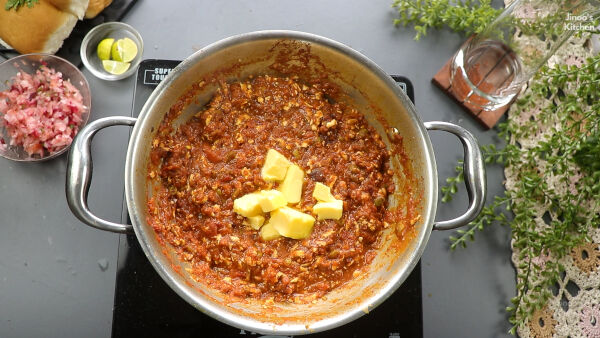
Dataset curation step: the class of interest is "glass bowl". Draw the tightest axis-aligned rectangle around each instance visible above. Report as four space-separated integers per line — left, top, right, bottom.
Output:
80 22 143 81
0 53 91 162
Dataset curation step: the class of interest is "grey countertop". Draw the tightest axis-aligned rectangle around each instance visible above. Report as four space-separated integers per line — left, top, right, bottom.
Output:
0 1 514 337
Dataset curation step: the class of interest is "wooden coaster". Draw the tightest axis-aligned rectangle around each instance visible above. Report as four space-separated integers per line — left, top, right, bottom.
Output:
431 55 513 129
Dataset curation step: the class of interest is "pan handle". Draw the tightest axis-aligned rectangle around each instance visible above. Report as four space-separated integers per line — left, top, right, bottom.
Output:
424 121 486 231
66 116 137 234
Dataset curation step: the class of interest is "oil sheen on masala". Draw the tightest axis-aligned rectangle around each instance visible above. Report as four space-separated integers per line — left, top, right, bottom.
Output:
147 75 417 303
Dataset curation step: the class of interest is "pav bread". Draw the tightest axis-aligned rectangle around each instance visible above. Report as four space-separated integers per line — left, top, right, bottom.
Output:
0 0 113 54
84 0 112 19
47 0 89 19
0 0 85 54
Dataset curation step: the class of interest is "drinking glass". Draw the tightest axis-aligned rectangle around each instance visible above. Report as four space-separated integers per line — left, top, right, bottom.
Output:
450 0 599 111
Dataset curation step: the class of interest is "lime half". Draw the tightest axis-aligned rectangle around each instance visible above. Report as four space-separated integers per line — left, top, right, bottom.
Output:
97 38 114 61
111 38 138 63
102 60 131 75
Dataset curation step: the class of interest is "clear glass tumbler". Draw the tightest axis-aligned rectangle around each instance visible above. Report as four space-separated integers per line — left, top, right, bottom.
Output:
450 0 599 111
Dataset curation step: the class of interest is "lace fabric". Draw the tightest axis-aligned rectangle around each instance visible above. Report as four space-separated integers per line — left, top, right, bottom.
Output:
502 1 600 337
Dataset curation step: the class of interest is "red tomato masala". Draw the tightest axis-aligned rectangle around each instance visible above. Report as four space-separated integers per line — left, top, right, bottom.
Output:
147 75 418 303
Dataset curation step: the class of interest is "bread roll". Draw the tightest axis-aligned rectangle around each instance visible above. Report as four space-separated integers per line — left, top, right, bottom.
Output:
84 0 112 19
0 0 78 54
47 0 90 19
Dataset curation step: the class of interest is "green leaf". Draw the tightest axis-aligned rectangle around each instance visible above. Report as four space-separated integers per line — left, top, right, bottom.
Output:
392 0 502 39
5 0 38 11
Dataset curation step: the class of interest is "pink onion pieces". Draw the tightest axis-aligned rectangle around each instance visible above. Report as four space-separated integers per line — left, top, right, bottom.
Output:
0 63 85 157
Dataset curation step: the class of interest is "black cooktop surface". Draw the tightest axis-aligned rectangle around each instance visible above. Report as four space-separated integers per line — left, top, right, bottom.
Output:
112 59 422 338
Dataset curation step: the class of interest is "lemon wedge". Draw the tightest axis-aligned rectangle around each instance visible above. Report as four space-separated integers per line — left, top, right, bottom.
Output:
96 38 114 61
111 38 138 63
102 60 131 75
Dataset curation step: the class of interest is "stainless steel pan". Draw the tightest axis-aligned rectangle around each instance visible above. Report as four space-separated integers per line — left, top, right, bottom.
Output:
66 30 486 335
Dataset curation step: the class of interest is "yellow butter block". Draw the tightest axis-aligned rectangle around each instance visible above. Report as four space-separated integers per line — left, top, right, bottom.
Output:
246 215 265 230
259 190 287 212
312 182 335 202
233 192 263 217
270 206 315 239
313 200 344 220
261 149 291 182
260 221 281 241
278 164 304 204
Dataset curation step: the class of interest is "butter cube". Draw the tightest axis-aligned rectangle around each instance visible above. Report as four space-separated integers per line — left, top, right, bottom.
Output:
270 206 315 239
312 182 335 202
246 215 265 230
260 221 281 241
278 164 304 204
261 149 291 182
233 192 263 217
259 190 287 212
313 200 344 220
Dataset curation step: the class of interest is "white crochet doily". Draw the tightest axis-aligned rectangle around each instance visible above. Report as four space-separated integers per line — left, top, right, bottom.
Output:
502 1 600 337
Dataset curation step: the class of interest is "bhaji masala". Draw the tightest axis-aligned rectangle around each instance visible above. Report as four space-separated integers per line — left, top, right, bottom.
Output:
147 75 412 303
